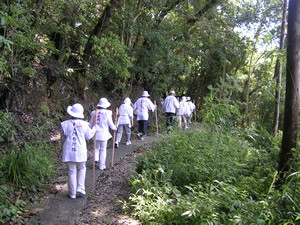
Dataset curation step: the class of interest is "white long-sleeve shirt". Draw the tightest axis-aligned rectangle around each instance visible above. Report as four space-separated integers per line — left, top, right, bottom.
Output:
133 97 155 121
184 101 191 116
163 95 179 113
89 109 117 141
61 119 95 162
176 101 186 116
118 103 133 127
188 101 196 112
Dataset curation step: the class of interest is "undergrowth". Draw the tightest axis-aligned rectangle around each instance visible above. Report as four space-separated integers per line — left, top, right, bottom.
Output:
125 127 299 224
0 111 56 224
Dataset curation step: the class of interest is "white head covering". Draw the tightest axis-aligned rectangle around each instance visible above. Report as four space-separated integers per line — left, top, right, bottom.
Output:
67 103 84 119
181 96 187 102
97 98 111 108
170 90 175 95
142 91 150 97
124 97 131 104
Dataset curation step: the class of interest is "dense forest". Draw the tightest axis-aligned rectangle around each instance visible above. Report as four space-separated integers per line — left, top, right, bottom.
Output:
0 0 299 224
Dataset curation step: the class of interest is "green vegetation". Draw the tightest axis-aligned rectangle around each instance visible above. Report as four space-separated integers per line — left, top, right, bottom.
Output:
1 143 55 187
0 185 27 224
0 0 299 223
0 111 56 223
126 128 299 224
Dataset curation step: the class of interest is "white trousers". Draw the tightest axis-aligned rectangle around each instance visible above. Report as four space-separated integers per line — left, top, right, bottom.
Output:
116 124 131 143
177 115 186 129
67 162 86 196
95 140 108 170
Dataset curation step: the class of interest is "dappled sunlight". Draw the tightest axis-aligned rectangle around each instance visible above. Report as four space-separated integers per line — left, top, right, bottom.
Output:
50 130 61 141
54 183 68 192
91 209 106 217
117 215 140 225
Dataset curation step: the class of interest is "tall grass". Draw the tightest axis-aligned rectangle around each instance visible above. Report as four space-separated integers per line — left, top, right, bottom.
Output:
126 127 299 224
0 110 56 223
0 143 55 188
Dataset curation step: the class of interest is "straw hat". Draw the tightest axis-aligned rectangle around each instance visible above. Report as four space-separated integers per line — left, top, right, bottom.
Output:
97 98 111 108
142 91 150 97
67 103 84 119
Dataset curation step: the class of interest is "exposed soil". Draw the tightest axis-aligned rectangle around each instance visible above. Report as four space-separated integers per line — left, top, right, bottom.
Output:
24 135 156 225
75 148 146 225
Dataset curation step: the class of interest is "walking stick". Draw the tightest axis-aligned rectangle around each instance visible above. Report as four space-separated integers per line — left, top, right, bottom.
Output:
193 100 196 123
154 101 159 136
111 107 118 167
92 108 97 190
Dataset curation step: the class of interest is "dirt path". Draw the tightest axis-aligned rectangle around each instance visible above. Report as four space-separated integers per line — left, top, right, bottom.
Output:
26 135 157 225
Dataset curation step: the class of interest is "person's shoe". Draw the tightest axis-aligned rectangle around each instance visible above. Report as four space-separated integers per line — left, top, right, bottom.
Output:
115 142 119 148
126 141 131 145
137 133 144 140
99 166 106 170
77 190 86 196
69 194 76 199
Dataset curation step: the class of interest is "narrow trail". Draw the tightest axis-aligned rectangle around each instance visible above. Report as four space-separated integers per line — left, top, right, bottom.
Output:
26 135 157 225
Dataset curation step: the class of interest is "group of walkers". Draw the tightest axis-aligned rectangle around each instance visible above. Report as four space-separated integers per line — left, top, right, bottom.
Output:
163 90 196 131
60 90 195 199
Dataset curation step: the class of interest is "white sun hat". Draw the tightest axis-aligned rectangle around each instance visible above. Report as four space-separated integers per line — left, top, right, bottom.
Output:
67 103 84 119
97 98 111 108
142 91 150 97
124 97 131 104
170 90 175 95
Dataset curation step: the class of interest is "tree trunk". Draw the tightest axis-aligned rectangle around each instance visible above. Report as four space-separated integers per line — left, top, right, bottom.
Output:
272 0 287 137
246 49 254 125
121 0 126 44
83 0 122 62
276 0 300 188
219 59 226 99
126 0 142 48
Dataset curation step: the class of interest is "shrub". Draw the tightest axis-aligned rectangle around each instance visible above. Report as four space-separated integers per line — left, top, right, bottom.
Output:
0 111 18 153
127 127 299 224
0 110 56 223
0 142 55 188
0 185 26 224
0 111 55 188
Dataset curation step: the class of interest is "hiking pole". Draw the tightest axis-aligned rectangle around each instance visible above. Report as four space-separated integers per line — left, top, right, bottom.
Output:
111 107 118 167
154 101 159 136
92 108 97 190
193 100 196 123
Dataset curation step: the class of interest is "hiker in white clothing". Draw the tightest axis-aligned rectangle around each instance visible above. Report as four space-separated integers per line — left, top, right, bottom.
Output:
177 96 187 129
133 91 155 140
163 90 179 131
61 103 96 199
89 98 117 170
184 98 192 129
115 97 134 148
186 96 196 126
